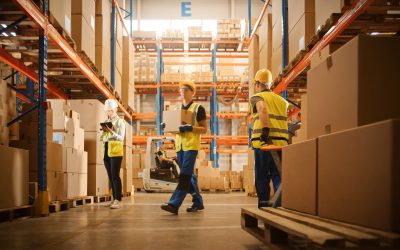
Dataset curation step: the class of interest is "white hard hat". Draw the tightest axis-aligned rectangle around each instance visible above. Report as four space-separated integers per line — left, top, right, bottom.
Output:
104 99 118 111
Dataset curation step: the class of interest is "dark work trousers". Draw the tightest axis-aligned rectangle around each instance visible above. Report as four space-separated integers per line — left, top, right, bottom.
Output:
104 142 123 201
168 150 203 209
254 149 281 208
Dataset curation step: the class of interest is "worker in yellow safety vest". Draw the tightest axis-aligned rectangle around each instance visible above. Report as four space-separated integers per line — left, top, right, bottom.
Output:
100 99 126 209
249 69 289 208
161 81 207 214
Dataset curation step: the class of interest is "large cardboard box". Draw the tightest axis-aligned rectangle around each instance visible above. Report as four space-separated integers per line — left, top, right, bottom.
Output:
132 153 141 169
288 0 315 32
62 147 87 173
288 12 315 62
307 35 400 139
122 146 132 169
95 11 111 81
47 171 66 201
132 178 143 189
71 0 95 29
163 110 193 133
71 14 95 63
69 99 107 132
78 173 88 197
96 0 111 15
64 172 80 198
318 119 400 232
84 131 104 165
115 43 123 80
0 145 29 208
271 46 282 79
88 164 109 196
49 0 71 35
292 94 308 144
282 138 317 215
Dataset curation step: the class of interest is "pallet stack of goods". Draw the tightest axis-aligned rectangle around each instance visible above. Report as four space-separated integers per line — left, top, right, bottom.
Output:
188 26 212 51
217 19 241 39
122 36 135 111
132 149 145 190
95 0 112 83
121 116 133 196
49 0 72 36
161 29 184 51
195 151 230 191
71 0 96 64
282 35 400 232
0 65 30 210
134 53 157 83
48 100 88 200
190 71 213 83
217 67 241 82
68 99 109 197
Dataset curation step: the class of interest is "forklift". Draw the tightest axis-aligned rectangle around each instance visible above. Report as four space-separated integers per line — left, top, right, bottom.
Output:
142 136 180 192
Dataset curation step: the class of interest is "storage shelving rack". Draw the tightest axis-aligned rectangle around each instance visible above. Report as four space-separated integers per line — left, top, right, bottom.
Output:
0 0 135 215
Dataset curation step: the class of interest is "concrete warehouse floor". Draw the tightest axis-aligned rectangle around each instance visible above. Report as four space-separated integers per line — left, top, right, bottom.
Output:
0 193 268 250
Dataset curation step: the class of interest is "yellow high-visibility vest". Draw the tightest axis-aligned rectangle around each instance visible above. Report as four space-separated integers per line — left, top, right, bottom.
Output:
250 91 289 148
176 103 201 152
102 117 125 157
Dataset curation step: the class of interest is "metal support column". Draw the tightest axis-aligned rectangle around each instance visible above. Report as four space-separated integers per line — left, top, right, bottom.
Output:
130 0 133 37
111 1 116 88
281 0 289 99
248 0 252 37
210 46 219 168
36 0 49 216
156 45 164 135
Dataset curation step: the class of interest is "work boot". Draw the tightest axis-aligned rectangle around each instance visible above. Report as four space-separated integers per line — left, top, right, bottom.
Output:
105 199 115 207
110 200 121 209
186 205 204 212
161 203 178 214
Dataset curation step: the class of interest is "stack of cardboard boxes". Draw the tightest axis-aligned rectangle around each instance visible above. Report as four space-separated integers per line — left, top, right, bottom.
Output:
69 99 109 196
190 72 213 83
288 0 315 63
188 26 212 39
48 100 88 200
95 0 112 83
49 0 72 36
121 121 133 195
114 7 124 94
161 29 184 40
242 149 256 195
217 19 241 39
196 160 229 191
122 36 135 110
271 0 283 78
71 0 96 63
282 35 400 232
132 150 145 189
134 53 157 83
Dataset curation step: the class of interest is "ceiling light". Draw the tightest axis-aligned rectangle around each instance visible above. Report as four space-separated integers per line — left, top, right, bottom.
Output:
2 32 8 37
1 24 7 28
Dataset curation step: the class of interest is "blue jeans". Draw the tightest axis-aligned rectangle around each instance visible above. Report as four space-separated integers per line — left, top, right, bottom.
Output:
254 149 281 208
168 150 203 209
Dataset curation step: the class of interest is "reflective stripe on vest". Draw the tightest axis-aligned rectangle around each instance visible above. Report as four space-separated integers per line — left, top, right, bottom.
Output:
102 117 124 157
176 103 201 152
250 91 289 148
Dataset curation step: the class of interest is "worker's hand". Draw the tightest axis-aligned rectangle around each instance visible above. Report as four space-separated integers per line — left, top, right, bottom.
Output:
161 122 166 129
179 124 193 133
260 127 270 144
103 126 113 133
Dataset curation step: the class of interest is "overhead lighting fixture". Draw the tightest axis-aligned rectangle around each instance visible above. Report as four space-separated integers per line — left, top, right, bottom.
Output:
1 24 7 28
370 32 380 36
2 32 8 37
10 32 16 36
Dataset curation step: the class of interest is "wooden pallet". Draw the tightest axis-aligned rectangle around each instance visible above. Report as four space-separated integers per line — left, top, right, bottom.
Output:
0 205 33 222
94 195 112 203
49 200 69 213
241 207 400 249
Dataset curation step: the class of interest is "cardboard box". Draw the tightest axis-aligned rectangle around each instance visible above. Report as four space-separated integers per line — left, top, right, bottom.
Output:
19 122 53 142
307 35 400 139
69 99 107 132
71 0 95 30
71 14 95 63
163 110 193 133
310 43 341 69
63 172 80 198
0 145 29 209
78 173 88 197
115 42 123 79
65 118 84 151
88 164 109 196
318 119 400 232
47 171 66 201
49 0 71 35
84 131 104 165
95 45 111 81
288 0 315 32
121 146 132 169
271 46 282 79
247 149 255 168
96 0 111 15
132 153 141 169
62 147 87 173
291 94 308 144
272 0 282 27
282 138 317 215
132 178 143 189
288 12 315 62
248 36 259 97
198 176 210 190
315 0 344 32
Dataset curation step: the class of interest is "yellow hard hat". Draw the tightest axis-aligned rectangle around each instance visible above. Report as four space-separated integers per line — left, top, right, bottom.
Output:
254 69 273 85
179 80 196 95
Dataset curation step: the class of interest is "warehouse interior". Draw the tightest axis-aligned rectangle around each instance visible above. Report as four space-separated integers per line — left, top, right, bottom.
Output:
0 0 399 249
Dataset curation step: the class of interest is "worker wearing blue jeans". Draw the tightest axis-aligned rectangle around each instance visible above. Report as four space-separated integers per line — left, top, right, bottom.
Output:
249 69 288 208
161 81 207 214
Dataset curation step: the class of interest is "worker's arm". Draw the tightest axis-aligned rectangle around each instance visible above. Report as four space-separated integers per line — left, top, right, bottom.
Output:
256 100 270 128
193 119 207 134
